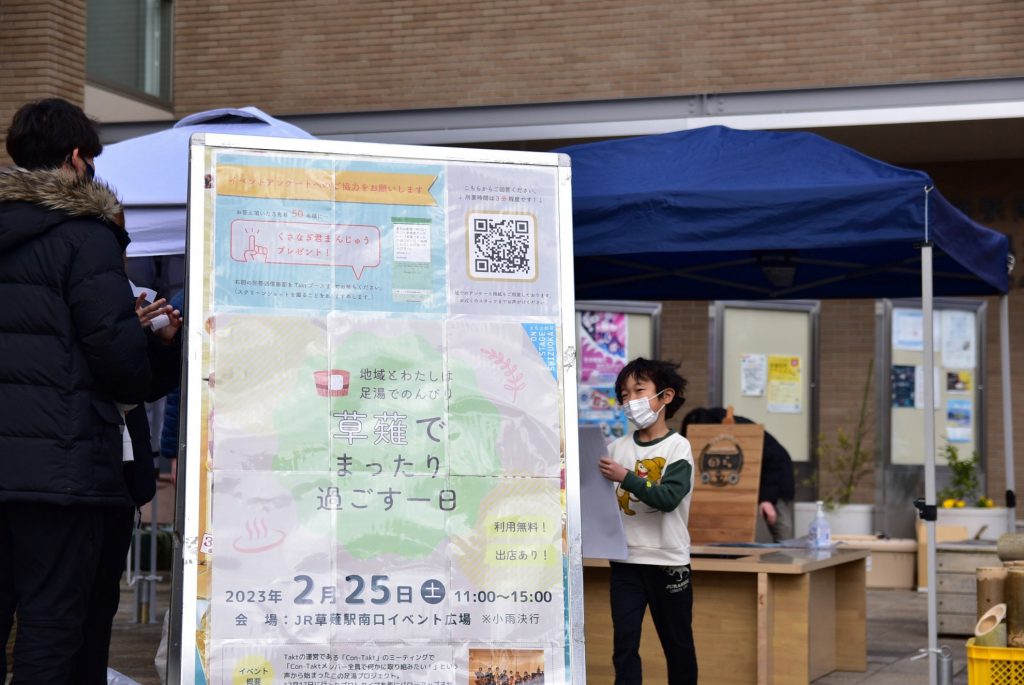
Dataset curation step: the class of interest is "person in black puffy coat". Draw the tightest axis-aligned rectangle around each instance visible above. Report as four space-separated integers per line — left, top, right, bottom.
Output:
71 230 183 685
0 98 152 684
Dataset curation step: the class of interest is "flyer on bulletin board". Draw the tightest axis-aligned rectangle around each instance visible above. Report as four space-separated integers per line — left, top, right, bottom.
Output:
740 353 767 397
891 365 915 408
577 385 628 443
766 354 802 413
940 309 976 370
946 398 973 443
892 307 942 352
578 311 627 385
177 137 582 685
946 370 973 392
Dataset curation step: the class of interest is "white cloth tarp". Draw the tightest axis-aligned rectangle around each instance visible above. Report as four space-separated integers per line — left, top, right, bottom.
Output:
95 107 315 257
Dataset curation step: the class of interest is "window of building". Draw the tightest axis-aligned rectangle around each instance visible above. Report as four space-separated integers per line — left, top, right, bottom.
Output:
86 0 173 102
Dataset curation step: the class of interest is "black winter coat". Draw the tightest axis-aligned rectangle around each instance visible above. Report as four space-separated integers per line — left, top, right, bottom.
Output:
0 167 151 506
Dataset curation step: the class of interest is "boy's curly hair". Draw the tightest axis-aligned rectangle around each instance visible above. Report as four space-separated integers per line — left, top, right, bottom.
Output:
614 358 688 419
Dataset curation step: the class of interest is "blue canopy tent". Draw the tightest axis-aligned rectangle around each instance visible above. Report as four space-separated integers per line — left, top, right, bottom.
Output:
566 126 1007 300
95 106 315 258
559 126 1013 683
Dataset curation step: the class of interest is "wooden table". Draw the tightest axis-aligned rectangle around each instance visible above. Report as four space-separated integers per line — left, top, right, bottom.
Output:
583 546 868 684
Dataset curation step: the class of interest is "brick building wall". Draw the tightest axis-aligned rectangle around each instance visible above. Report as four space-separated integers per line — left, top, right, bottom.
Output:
0 0 87 165
173 0 1024 117
659 300 711 410
816 300 876 503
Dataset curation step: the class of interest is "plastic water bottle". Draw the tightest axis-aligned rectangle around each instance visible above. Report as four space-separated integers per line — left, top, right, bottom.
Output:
808 500 832 548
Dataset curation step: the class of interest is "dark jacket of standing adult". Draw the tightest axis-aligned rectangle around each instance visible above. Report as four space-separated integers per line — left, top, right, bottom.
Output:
0 166 151 506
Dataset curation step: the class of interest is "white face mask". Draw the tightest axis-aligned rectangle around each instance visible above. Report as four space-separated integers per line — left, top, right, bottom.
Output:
623 390 665 429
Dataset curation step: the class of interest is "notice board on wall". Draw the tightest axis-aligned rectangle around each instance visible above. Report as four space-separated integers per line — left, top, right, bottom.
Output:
717 303 815 463
173 134 582 685
889 305 982 466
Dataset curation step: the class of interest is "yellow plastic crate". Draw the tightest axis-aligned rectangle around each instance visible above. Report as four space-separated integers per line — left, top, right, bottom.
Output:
967 638 1024 685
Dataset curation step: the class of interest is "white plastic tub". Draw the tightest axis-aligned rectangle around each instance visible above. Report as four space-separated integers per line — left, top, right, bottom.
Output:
833 534 917 589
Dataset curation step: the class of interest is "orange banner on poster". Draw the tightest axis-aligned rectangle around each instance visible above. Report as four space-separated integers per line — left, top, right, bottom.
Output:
215 165 437 205
334 171 437 206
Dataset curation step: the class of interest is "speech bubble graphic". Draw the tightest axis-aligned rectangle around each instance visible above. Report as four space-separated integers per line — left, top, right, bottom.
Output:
229 219 381 279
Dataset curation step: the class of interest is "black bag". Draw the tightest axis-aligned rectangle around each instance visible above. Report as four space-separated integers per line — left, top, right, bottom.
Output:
123 406 157 506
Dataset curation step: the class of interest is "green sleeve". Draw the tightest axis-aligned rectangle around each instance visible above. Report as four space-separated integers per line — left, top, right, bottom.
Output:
621 459 692 512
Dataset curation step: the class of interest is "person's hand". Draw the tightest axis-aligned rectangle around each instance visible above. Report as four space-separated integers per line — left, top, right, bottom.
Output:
598 457 628 483
135 294 171 327
760 500 777 525
135 294 182 343
156 307 183 343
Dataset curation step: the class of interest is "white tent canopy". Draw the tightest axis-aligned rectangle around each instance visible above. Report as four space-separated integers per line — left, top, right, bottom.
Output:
95 106 315 257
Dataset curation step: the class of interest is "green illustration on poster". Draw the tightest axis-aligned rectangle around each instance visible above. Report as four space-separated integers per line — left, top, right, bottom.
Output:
208 314 567 645
208 311 561 557
212 314 504 559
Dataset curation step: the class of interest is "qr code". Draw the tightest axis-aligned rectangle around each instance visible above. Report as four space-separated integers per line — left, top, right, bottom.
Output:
469 212 536 281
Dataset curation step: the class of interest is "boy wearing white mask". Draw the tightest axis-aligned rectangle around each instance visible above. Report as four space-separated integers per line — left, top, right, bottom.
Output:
598 357 697 685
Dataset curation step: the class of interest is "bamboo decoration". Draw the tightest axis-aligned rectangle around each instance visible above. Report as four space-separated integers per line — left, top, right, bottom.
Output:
998 534 1024 562
977 566 1008 619
1006 569 1024 647
976 603 1008 648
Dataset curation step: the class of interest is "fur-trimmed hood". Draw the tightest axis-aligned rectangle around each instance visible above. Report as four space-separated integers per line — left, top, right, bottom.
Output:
0 166 125 252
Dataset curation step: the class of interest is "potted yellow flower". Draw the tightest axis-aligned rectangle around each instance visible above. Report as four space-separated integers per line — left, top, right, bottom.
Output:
936 443 1007 539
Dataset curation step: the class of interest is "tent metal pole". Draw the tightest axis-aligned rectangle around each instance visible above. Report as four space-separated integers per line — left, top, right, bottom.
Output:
922 242 938 685
1002 294 1017 533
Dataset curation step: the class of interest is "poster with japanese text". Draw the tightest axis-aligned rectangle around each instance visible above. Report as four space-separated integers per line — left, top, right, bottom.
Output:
766 354 802 414
740 353 766 397
177 137 581 685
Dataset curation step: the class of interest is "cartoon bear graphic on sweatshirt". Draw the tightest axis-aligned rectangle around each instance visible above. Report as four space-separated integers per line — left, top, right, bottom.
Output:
616 456 666 515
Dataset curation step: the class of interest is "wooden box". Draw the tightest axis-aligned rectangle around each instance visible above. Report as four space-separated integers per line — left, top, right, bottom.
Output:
933 540 999 635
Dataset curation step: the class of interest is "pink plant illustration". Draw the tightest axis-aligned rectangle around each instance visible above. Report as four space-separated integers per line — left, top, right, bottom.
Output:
480 348 527 401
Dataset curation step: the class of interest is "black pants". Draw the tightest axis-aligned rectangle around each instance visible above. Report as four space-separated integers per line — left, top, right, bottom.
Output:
0 502 106 684
609 561 698 685
73 506 136 684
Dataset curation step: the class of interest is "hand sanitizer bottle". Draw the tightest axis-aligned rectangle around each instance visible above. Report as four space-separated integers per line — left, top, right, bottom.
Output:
808 500 831 548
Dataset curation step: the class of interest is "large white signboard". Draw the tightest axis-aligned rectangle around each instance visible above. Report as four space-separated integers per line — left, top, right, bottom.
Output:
174 135 581 685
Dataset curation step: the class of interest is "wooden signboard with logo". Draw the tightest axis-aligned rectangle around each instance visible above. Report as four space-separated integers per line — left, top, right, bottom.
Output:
686 423 764 544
